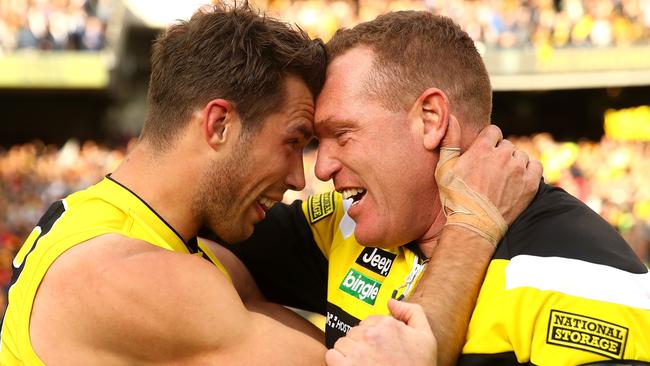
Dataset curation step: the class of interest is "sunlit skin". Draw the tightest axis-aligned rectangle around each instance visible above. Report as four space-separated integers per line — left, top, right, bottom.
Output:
199 75 316 243
314 47 446 250
27 75 328 365
108 75 315 245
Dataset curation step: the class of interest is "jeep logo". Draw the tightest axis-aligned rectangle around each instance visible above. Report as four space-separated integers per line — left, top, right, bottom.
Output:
355 247 396 277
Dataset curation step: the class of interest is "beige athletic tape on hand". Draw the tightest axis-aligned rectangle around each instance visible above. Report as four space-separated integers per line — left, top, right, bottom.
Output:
435 147 508 247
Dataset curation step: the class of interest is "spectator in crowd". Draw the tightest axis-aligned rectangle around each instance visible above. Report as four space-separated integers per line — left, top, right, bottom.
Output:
265 0 650 48
0 0 110 53
3 0 650 54
512 133 650 263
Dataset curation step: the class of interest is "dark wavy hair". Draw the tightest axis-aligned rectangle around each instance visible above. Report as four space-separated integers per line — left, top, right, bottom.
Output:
141 1 327 149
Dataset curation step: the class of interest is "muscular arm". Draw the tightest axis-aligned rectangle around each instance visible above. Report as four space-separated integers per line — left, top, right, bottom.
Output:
30 234 326 365
410 122 542 366
202 238 325 343
409 228 494 366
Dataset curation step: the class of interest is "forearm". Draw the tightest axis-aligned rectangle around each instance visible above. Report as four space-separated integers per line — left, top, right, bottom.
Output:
408 226 494 366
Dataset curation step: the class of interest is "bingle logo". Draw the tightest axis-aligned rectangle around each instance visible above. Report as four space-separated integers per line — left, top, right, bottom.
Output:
355 247 396 277
339 269 382 305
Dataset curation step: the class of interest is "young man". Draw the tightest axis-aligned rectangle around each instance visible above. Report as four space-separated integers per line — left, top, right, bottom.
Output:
0 4 330 364
232 11 650 366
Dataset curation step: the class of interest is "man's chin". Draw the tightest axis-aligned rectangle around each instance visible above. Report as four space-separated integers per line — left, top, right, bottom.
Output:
211 226 253 245
354 226 387 248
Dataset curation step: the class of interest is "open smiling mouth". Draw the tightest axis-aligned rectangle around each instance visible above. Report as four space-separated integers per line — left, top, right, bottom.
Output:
258 196 278 212
341 188 366 206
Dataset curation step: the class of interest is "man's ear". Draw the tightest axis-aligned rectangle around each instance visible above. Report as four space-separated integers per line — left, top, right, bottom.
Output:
201 99 238 149
410 88 450 151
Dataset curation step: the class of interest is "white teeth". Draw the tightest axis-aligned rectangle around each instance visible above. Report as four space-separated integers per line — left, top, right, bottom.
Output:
259 196 277 210
341 188 366 200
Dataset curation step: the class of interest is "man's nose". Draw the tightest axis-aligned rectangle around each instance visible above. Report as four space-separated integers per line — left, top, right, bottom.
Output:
286 155 306 191
315 141 341 182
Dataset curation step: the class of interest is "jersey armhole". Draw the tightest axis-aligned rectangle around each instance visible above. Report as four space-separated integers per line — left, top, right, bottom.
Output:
197 238 233 283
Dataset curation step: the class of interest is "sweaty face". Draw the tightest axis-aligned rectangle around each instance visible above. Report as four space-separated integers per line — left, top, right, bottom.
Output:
314 47 439 248
198 76 314 243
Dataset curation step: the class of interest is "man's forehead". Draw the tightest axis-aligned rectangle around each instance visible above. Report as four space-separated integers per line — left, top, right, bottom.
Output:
316 49 375 112
324 48 374 89
313 116 332 136
286 119 314 139
313 47 377 135
329 46 375 72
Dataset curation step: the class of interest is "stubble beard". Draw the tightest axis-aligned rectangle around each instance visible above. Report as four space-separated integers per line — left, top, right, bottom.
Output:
193 140 251 244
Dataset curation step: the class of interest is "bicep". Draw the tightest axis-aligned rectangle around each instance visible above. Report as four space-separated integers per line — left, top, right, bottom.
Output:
226 200 329 314
94 249 326 365
176 253 327 365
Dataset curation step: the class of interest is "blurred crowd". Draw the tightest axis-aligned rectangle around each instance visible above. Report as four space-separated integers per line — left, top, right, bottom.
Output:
0 0 112 54
0 140 124 311
2 0 649 54
267 0 650 48
513 134 650 261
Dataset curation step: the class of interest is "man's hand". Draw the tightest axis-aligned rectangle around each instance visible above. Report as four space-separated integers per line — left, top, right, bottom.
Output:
434 117 542 246
325 299 437 366
439 116 542 226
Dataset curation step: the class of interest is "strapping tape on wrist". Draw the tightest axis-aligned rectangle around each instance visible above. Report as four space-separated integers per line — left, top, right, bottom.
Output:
435 147 507 247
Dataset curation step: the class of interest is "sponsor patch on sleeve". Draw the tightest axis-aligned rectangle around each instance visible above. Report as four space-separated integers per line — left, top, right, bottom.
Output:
547 309 628 359
308 192 335 224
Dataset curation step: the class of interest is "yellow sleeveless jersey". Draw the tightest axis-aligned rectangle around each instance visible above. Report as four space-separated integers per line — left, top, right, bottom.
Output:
0 176 230 366
233 184 650 365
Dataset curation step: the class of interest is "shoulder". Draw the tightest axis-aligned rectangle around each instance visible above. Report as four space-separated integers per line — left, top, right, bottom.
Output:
31 234 247 362
499 183 646 273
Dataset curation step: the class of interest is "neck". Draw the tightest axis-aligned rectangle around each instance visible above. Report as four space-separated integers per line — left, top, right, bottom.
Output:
415 122 481 257
415 197 447 258
110 140 200 242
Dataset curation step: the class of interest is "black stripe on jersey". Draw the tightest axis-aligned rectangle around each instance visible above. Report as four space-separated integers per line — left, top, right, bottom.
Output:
404 241 429 261
9 200 66 288
496 182 647 274
186 237 201 255
186 236 213 262
326 302 360 348
458 351 535 365
2 200 66 329
106 175 196 253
